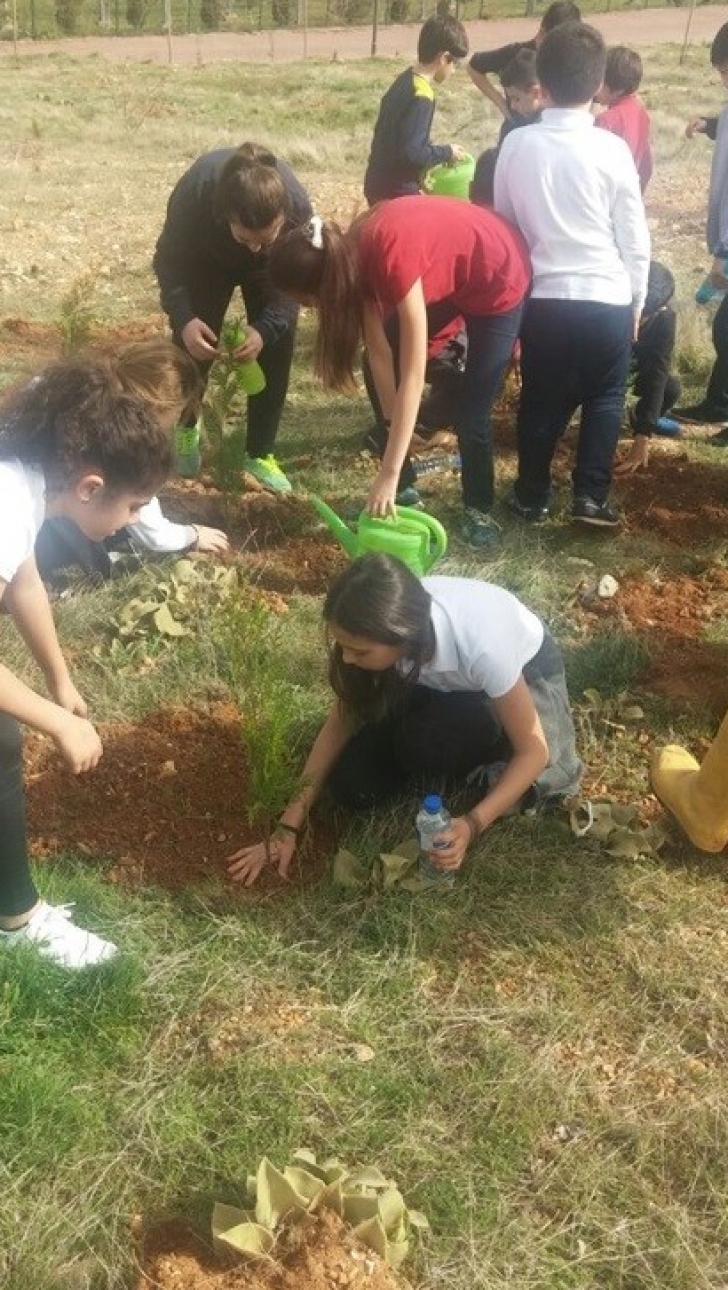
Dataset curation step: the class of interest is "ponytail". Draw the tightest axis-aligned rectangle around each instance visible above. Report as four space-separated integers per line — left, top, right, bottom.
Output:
268 217 362 392
214 142 287 230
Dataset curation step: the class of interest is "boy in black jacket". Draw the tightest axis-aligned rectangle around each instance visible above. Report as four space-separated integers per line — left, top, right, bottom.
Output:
364 15 468 205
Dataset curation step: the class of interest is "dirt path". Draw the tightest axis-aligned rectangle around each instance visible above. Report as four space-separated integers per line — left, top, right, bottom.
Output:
0 7 721 65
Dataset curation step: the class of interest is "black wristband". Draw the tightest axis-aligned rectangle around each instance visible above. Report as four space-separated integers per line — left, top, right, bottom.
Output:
276 820 302 838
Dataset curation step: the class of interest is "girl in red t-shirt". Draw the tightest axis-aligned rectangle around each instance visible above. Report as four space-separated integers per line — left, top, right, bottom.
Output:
268 195 531 550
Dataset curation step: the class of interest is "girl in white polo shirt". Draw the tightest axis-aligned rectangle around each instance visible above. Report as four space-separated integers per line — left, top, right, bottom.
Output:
228 553 582 885
0 355 174 968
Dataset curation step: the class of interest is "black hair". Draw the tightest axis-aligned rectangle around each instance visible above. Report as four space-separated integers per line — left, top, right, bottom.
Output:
501 48 539 92
541 1 581 32
537 22 606 106
604 46 643 97
711 22 728 68
418 14 468 64
0 357 172 496
324 554 435 722
214 141 286 230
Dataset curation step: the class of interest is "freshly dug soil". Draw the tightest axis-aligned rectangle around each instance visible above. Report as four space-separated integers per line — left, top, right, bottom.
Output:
136 1208 409 1290
585 566 728 718
614 452 728 548
24 703 331 891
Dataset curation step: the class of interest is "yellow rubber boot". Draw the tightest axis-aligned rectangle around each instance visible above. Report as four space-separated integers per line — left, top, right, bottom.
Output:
650 710 728 852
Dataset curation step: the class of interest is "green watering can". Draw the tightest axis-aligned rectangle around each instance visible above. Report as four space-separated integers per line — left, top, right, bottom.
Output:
421 152 475 201
312 497 447 577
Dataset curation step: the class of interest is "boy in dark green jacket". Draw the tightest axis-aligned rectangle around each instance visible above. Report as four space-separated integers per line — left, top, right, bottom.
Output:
364 15 468 206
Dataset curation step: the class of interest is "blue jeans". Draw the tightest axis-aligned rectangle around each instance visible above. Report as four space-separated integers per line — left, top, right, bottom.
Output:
515 299 633 508
456 304 523 512
363 301 522 510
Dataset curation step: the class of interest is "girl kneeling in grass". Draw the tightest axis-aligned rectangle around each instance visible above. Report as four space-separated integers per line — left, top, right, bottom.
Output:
267 198 531 551
0 355 175 969
228 553 582 886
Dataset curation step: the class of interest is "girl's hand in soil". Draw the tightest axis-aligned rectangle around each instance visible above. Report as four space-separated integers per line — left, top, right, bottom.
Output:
685 116 708 139
232 327 264 362
52 711 104 774
227 832 297 886
366 465 399 517
193 525 229 555
181 318 219 361
48 675 88 718
615 435 650 475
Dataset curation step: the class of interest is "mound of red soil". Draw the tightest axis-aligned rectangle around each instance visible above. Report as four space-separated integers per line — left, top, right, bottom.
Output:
615 453 728 548
587 567 728 717
137 1209 408 1290
25 704 331 891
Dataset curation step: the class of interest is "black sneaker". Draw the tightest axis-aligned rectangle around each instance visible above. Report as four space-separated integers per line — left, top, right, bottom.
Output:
507 489 549 524
708 425 728 446
572 496 621 528
672 401 728 424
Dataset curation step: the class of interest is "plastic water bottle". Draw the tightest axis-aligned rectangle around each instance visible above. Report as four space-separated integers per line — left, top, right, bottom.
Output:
695 259 728 304
416 793 456 886
174 424 201 479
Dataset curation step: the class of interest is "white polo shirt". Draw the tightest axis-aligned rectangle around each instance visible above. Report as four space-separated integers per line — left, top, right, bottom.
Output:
411 576 544 698
494 107 650 312
0 459 45 584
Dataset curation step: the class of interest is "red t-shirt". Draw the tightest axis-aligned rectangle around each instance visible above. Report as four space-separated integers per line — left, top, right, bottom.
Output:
357 195 531 319
594 94 653 193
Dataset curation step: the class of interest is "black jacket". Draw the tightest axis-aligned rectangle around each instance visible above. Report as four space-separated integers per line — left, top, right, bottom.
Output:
364 68 453 204
152 149 312 346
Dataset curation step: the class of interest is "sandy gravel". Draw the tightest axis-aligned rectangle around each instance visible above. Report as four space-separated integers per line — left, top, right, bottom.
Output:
0 7 721 65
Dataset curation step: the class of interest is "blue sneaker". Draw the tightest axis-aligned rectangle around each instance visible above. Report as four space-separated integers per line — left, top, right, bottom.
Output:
395 486 423 508
462 508 502 551
654 416 682 438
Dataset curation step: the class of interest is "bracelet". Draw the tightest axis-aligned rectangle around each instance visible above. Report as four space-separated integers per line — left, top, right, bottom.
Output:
463 812 482 845
276 820 302 838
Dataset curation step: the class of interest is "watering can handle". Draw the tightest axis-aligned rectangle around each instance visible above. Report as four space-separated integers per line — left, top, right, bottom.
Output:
406 509 448 569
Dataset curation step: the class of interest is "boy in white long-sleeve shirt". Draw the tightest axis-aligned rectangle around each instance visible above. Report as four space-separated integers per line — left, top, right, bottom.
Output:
494 22 650 527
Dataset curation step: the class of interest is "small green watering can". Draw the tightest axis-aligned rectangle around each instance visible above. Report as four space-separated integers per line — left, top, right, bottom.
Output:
312 497 447 577
421 152 475 201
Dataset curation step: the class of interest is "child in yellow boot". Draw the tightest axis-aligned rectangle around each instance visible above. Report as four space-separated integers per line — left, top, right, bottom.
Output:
651 710 728 852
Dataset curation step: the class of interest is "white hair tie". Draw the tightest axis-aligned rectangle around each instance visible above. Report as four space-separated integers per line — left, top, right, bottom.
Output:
307 215 324 250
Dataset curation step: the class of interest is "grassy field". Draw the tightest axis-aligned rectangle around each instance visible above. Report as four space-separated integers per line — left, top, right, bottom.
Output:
2 42 728 1290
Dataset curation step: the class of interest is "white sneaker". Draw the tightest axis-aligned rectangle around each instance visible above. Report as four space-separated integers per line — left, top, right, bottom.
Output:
0 901 118 969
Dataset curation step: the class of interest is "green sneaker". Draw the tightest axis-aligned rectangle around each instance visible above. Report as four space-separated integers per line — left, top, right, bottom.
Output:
244 454 292 494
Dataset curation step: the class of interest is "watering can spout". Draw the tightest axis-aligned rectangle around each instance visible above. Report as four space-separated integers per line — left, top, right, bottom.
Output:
310 496 359 559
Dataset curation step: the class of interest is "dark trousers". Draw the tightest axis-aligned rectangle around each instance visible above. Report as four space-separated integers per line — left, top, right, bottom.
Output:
705 292 728 413
173 270 297 458
515 299 633 508
364 301 521 512
0 713 38 919
632 306 681 433
328 631 582 811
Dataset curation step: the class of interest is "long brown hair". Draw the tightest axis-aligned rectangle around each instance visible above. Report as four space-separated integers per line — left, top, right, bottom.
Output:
112 337 202 426
268 218 362 393
324 554 435 723
214 142 287 230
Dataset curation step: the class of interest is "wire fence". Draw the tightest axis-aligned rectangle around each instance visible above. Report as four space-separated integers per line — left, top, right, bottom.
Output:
0 0 668 43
